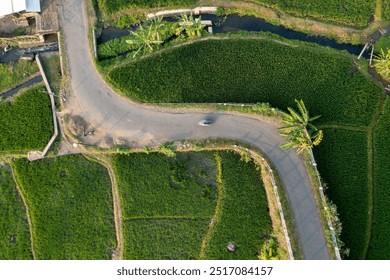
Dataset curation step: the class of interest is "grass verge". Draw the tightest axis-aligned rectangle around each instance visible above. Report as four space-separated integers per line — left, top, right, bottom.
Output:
0 60 39 94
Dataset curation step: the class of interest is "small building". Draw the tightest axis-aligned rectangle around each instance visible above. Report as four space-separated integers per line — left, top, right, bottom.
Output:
0 0 41 17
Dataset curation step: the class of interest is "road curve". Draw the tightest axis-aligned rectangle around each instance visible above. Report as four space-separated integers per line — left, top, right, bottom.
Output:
59 0 330 259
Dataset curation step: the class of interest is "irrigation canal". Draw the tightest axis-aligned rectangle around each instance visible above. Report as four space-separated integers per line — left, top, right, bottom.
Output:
98 14 371 58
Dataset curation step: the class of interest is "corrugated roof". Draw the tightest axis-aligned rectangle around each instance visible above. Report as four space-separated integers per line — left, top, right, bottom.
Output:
0 0 40 16
0 1 18 17
13 0 27 12
26 0 41 12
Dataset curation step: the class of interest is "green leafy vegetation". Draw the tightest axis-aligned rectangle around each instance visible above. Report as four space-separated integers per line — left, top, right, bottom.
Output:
40 54 62 94
98 16 206 59
367 98 390 259
13 155 116 259
0 164 32 259
114 151 273 259
96 0 374 27
374 35 390 53
373 49 390 81
259 236 280 260
113 151 217 259
98 36 137 59
113 152 217 218
97 0 197 15
0 60 38 93
314 129 370 259
108 38 382 126
174 13 206 39
0 86 53 152
125 17 176 57
124 218 209 259
384 1 390 19
249 0 375 27
114 13 145 28
279 99 323 154
205 151 272 260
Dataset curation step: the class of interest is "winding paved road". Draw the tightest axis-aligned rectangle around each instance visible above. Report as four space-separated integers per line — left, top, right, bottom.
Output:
60 0 330 259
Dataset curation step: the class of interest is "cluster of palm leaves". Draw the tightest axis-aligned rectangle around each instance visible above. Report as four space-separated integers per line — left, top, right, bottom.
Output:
174 13 206 39
126 17 166 57
126 14 206 57
279 99 323 154
373 48 390 81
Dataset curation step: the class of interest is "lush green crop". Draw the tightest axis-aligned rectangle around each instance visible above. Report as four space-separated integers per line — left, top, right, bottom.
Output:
205 151 272 260
98 36 136 59
367 98 390 259
96 0 374 26
384 1 390 19
0 86 53 152
124 218 209 259
114 151 272 259
98 21 176 59
108 38 382 126
113 152 217 218
0 164 32 259
113 152 217 259
40 54 61 94
314 129 370 259
250 0 375 27
97 0 197 15
375 35 390 53
0 60 39 94
13 155 116 259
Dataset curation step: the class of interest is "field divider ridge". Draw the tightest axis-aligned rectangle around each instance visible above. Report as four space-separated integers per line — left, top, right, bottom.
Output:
198 152 225 260
363 94 388 258
9 163 36 260
87 155 124 260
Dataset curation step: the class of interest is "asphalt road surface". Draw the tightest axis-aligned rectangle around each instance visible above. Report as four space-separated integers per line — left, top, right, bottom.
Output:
60 0 330 260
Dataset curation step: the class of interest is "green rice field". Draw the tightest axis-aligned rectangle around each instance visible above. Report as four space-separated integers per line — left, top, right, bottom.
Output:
13 155 116 259
0 164 32 259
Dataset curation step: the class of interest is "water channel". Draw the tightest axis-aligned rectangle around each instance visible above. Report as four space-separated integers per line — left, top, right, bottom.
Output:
98 14 369 58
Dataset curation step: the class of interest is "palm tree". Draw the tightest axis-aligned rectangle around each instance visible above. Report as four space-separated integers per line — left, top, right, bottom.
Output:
373 48 390 81
279 99 323 154
126 17 165 57
175 13 206 39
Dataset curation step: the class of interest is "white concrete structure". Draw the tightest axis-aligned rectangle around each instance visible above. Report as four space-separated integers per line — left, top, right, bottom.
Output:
0 0 41 17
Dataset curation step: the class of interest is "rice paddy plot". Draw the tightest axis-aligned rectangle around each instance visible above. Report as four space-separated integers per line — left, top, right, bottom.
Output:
0 164 32 259
13 155 116 259
314 129 370 259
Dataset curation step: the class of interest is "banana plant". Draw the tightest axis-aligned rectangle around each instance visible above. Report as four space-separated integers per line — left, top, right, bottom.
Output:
126 17 165 57
175 13 206 39
373 48 390 80
279 99 323 154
